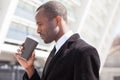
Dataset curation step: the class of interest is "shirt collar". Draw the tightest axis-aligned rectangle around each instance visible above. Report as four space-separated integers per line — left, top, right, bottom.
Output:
55 31 73 54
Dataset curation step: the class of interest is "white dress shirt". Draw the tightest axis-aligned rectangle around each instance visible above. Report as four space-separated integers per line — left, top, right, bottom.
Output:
55 31 73 54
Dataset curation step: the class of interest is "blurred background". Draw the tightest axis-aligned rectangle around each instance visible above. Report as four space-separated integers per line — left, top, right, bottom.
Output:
0 0 120 80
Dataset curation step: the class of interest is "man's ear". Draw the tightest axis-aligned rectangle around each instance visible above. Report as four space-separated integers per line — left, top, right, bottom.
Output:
56 16 62 25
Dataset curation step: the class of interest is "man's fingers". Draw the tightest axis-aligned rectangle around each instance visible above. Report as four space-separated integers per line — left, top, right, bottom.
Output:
19 45 24 50
15 53 27 64
15 54 23 61
17 49 22 55
20 43 25 49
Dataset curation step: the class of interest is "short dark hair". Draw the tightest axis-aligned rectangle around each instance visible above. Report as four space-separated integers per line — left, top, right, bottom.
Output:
36 1 67 22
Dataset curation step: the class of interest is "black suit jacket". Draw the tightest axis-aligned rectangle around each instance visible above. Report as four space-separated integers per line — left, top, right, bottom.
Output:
23 34 100 80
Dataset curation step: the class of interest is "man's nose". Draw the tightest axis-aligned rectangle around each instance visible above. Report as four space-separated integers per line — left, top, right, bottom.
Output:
37 27 41 33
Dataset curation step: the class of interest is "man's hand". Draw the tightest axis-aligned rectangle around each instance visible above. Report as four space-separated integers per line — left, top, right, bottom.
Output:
15 45 35 78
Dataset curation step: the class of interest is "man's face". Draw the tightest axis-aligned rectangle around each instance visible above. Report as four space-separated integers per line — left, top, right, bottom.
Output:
35 8 58 43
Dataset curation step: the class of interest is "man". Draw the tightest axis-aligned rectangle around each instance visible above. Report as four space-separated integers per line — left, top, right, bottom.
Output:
16 1 100 80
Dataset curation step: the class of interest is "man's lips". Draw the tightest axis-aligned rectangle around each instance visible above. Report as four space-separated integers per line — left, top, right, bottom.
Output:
40 35 44 39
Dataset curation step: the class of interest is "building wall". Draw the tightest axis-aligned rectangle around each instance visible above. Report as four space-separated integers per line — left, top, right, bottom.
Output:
100 46 120 80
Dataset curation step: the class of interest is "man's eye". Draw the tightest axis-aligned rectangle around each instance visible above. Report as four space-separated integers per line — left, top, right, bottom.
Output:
38 23 42 26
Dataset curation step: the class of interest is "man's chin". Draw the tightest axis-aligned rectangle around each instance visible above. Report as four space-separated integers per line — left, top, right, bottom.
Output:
44 41 50 44
44 40 53 44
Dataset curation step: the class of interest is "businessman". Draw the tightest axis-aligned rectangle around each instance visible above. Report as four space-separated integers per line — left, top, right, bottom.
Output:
16 1 100 80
